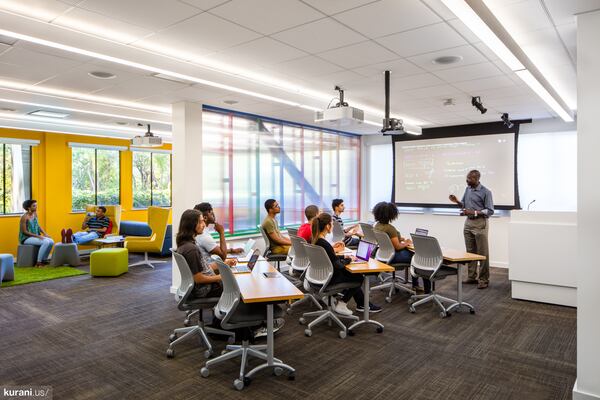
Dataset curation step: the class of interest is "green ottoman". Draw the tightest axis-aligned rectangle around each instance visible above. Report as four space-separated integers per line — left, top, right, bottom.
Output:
90 248 128 277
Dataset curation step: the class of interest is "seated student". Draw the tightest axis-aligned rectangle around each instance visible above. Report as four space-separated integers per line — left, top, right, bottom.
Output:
299 205 346 252
62 206 110 245
372 202 431 294
312 212 381 315
19 199 54 267
261 199 291 255
176 209 236 299
332 198 361 247
194 202 243 265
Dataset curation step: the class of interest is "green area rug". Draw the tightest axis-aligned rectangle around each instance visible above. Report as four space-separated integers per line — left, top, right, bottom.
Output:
1 266 87 288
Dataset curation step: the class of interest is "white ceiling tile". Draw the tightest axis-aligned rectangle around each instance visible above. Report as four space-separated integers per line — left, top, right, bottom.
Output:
76 0 201 30
420 0 457 20
0 62 60 84
485 0 553 35
472 41 500 62
399 84 463 99
453 75 516 93
0 47 82 76
352 58 424 78
447 19 481 44
407 44 488 71
376 22 467 57
210 0 323 35
40 63 140 93
0 44 10 56
391 73 445 90
53 7 153 44
275 56 344 78
210 37 308 67
317 41 397 69
299 0 378 15
12 41 93 63
0 0 72 22
555 23 576 62
136 13 261 54
92 76 189 101
271 18 366 53
333 0 441 39
433 62 503 83
310 70 365 90
178 0 231 10
542 0 577 26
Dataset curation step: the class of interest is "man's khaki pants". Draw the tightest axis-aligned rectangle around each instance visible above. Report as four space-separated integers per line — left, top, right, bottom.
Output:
463 217 490 282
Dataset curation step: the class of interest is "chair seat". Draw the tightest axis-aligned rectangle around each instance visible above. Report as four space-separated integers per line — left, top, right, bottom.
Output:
309 281 361 296
266 253 288 262
181 296 221 310
414 265 457 280
227 303 284 325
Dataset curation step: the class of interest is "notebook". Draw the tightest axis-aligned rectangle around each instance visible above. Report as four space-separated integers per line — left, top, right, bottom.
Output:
231 249 260 274
350 240 377 263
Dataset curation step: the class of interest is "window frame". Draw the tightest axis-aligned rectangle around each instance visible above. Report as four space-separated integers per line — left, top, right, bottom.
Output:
71 146 122 211
131 150 172 209
0 143 33 215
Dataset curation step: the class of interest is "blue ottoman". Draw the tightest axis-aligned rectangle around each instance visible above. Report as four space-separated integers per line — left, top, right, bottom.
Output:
1 254 15 283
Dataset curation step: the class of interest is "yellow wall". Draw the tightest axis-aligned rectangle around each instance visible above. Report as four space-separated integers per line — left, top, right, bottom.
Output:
0 128 172 256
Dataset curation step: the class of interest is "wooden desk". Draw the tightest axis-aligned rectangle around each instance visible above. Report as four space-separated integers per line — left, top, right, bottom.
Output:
345 258 394 334
439 248 485 314
233 260 303 382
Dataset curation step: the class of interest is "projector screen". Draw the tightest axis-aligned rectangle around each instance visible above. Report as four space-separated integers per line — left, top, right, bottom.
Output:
393 132 518 208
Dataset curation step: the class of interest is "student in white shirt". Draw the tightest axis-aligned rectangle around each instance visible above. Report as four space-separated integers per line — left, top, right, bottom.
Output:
193 202 243 265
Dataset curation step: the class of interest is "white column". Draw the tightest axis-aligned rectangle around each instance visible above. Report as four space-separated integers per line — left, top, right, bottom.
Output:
171 102 203 293
574 9 600 400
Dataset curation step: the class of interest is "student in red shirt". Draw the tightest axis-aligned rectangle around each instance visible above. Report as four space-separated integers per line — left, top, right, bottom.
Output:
297 205 319 242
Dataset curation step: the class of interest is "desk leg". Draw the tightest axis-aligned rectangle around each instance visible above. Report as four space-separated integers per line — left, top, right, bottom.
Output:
245 304 296 381
446 263 475 314
348 275 384 334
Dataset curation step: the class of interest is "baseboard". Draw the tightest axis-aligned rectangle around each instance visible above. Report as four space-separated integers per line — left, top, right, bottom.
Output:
511 281 576 307
491 261 508 268
573 380 600 400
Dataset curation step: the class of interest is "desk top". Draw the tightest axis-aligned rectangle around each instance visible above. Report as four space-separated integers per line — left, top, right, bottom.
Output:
234 261 303 304
345 258 394 274
407 245 486 263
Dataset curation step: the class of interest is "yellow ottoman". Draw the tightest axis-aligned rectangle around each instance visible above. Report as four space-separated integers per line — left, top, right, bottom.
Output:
90 248 128 277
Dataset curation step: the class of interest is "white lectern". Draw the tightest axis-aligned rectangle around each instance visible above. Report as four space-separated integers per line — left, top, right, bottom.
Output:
509 211 577 307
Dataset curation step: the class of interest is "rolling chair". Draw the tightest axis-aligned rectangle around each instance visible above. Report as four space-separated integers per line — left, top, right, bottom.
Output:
331 218 345 243
200 260 286 390
286 235 322 314
409 234 460 318
371 230 415 303
299 243 359 339
287 227 298 237
359 222 378 244
257 224 288 271
166 252 235 359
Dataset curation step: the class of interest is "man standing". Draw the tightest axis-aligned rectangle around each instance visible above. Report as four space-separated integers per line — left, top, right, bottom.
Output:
193 202 243 265
449 170 494 289
331 199 360 247
261 199 291 254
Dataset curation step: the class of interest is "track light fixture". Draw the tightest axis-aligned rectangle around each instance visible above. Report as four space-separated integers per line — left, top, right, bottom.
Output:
471 96 487 114
501 113 514 129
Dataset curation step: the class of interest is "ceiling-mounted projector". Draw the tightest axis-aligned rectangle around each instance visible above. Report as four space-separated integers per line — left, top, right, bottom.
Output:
131 124 162 147
315 86 364 127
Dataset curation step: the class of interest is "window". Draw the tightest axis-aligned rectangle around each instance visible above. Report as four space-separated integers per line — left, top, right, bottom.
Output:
0 143 32 214
202 109 361 235
132 151 172 208
71 146 120 210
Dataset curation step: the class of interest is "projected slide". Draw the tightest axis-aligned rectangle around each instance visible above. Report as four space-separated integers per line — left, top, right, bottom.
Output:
394 133 516 207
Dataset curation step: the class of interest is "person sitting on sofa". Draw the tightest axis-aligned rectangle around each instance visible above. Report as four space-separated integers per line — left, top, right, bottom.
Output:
62 206 111 244
19 199 55 267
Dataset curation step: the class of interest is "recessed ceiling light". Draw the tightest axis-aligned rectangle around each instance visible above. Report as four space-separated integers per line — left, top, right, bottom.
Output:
432 55 463 65
28 110 70 118
116 121 129 126
0 107 16 112
88 71 116 79
151 73 191 84
223 100 239 105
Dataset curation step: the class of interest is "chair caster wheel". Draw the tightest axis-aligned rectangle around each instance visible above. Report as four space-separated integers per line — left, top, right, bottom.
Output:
376 327 383 334
200 367 209 378
183 319 191 327
168 333 177 343
286 308 293 315
408 298 415 305
304 329 312 337
204 350 213 358
470 309 475 314
347 330 355 337
385 297 392 303
166 348 174 358
288 373 296 381
440 311 448 318
338 330 347 339
274 367 283 376
233 379 244 390
227 336 236 344
409 306 416 313
299 318 306 325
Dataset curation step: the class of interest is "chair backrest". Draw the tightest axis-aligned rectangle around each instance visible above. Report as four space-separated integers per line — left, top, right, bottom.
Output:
290 235 309 271
172 251 196 305
147 206 171 251
302 243 334 287
85 204 122 235
257 224 272 256
359 222 377 244
287 227 298 237
373 230 396 263
410 233 444 274
331 218 345 242
214 260 242 329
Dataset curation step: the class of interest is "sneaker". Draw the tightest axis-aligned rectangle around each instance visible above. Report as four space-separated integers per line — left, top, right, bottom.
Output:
356 303 382 314
254 318 285 338
477 281 489 289
333 300 353 316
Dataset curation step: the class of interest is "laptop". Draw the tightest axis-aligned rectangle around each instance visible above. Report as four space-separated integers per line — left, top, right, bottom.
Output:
350 240 377 264
229 238 256 260
415 228 429 236
231 249 260 274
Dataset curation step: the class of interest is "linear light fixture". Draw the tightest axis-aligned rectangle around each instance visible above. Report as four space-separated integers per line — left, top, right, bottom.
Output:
28 110 69 118
441 0 574 122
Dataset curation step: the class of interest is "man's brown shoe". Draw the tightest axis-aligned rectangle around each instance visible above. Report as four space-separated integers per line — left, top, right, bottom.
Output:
463 278 478 284
477 281 489 289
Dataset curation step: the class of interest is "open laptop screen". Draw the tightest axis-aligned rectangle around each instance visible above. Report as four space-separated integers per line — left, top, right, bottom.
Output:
355 240 376 261
415 228 428 236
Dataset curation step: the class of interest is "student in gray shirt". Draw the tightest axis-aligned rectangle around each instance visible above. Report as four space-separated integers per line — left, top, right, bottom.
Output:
449 169 494 289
